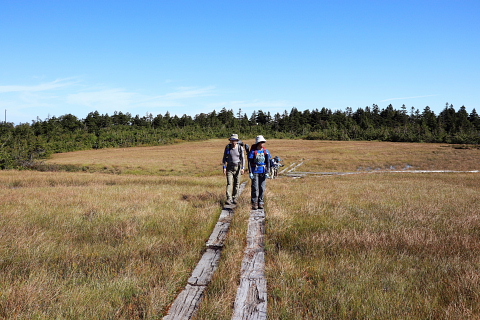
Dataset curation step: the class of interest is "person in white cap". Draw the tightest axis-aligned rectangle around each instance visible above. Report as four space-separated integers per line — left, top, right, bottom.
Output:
248 135 271 210
222 134 245 205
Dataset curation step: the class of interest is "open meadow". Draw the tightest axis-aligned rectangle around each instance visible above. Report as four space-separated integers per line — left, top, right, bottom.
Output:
1 139 479 319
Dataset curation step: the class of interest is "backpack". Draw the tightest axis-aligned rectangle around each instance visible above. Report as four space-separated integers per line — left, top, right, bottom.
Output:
225 142 243 154
250 143 268 165
269 157 277 167
224 141 244 164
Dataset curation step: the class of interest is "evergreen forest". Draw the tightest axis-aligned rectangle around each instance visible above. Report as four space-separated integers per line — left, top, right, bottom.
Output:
1 103 479 169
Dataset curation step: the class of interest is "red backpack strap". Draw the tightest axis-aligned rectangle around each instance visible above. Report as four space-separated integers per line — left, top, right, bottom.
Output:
253 147 267 158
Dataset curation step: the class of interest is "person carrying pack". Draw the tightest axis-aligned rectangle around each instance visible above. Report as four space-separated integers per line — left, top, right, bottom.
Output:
269 156 283 178
222 134 245 205
248 135 271 210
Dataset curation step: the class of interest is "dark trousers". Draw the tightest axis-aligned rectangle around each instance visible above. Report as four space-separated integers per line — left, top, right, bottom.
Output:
251 173 267 205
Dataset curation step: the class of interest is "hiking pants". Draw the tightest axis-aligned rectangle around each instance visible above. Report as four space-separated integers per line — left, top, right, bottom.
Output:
251 173 267 205
226 163 242 201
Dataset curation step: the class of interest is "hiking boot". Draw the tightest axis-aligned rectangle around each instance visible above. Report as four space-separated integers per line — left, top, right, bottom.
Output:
232 199 238 205
258 203 264 209
225 199 232 205
252 203 258 210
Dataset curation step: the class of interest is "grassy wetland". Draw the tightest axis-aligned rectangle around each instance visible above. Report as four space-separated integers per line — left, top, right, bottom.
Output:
1 139 479 319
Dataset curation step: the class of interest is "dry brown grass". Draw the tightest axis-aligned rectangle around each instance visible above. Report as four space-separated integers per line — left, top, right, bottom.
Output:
47 139 480 175
2 139 480 319
0 171 224 319
265 140 480 172
45 140 227 176
266 173 480 319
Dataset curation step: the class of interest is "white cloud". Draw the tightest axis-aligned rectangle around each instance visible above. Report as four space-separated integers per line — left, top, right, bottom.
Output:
162 86 216 100
0 78 78 93
2 79 277 122
65 86 217 112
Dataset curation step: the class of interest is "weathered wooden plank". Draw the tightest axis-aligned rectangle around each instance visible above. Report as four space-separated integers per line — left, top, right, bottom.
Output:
206 219 231 248
279 161 297 174
163 284 206 320
218 208 234 220
187 248 222 286
232 278 267 320
239 251 265 280
245 218 265 249
281 160 305 174
206 184 244 248
232 208 267 320
164 248 222 319
250 209 265 219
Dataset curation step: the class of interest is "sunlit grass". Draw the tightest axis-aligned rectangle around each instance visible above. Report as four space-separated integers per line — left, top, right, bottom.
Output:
2 139 480 319
266 140 480 172
266 173 480 319
0 171 224 319
46 140 480 175
45 140 227 176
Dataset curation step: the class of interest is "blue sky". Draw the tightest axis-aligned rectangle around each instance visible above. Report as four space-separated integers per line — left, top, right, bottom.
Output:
1 0 479 124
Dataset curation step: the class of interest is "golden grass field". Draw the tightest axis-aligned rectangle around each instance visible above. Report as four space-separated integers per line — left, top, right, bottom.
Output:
1 139 479 319
47 139 480 174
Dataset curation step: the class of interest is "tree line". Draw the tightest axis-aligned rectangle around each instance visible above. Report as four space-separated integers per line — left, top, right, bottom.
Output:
1 103 479 169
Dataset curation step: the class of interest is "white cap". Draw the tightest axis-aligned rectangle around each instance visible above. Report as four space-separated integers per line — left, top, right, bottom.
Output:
255 135 267 144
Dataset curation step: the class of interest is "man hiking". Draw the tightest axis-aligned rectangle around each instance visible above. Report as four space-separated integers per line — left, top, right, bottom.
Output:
222 134 245 205
248 135 271 210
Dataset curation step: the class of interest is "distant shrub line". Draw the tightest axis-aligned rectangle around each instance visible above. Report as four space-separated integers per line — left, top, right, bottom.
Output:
1 103 479 169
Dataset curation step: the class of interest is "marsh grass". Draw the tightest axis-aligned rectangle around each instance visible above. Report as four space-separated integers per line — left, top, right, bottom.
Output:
0 171 224 319
3 139 480 319
266 173 480 319
265 140 480 173
45 140 227 176
46 140 480 176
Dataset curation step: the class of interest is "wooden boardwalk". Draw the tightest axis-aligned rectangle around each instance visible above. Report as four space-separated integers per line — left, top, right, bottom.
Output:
163 181 268 320
163 183 248 320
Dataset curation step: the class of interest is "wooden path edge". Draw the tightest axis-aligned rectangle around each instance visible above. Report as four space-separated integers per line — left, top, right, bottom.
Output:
163 182 247 320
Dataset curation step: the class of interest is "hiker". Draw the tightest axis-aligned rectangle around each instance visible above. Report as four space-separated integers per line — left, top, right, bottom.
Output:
248 135 271 210
222 134 245 205
269 156 283 178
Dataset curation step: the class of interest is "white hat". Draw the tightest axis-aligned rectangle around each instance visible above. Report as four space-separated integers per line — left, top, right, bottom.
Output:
255 135 267 144
229 134 239 141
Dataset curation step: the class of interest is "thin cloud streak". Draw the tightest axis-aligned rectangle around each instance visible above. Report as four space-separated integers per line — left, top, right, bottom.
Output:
1 79 220 123
380 95 438 102
162 86 216 100
66 86 216 108
0 78 78 93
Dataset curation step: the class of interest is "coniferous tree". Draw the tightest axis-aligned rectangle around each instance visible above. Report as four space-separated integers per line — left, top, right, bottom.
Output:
468 109 480 130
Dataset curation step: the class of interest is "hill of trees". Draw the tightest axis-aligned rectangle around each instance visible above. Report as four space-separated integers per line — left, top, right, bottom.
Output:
1 103 479 169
